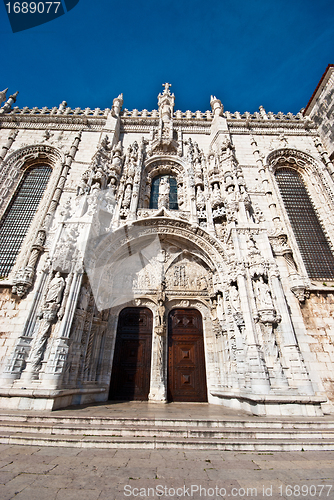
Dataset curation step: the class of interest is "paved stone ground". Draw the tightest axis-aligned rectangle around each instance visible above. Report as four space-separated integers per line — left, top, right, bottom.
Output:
0 445 333 500
1 403 334 499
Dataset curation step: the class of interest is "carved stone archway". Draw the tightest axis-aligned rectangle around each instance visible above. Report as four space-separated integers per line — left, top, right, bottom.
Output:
84 217 227 403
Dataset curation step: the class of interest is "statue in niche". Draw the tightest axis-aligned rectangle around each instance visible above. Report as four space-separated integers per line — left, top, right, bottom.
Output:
155 281 166 334
229 285 241 313
45 272 65 305
127 159 136 181
208 152 216 172
77 170 90 196
212 183 223 206
78 284 90 311
252 205 264 224
107 177 117 196
158 177 170 208
101 135 111 151
27 272 66 375
196 186 205 210
156 299 165 328
122 184 132 208
254 276 274 309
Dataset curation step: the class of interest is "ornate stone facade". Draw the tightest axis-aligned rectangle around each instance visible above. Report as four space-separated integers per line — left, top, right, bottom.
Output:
0 76 333 416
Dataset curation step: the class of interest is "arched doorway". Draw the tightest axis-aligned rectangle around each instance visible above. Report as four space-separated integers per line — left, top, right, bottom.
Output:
109 307 153 401
167 309 207 402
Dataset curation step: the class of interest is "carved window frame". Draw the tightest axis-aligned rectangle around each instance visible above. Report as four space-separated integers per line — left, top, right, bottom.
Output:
268 148 334 280
0 145 65 282
139 158 184 209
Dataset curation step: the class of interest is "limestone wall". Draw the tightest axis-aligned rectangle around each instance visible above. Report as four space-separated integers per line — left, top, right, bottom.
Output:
300 291 334 409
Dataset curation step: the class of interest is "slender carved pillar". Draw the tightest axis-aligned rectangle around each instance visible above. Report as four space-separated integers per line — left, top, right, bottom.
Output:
41 271 84 387
250 135 282 228
231 229 270 393
314 136 334 180
0 129 18 165
128 139 145 221
149 291 167 402
148 327 167 402
0 91 18 114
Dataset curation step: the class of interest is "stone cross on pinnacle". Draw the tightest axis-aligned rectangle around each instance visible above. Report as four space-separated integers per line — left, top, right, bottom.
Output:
163 83 172 94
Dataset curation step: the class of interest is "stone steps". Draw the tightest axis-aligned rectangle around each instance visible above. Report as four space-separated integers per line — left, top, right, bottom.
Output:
1 413 334 428
1 413 334 451
1 431 334 451
1 421 334 440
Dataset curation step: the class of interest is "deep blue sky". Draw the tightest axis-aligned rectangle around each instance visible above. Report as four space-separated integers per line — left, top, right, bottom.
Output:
1 0 333 114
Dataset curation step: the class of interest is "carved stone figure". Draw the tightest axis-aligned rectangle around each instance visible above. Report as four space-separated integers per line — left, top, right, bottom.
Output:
158 177 170 208
156 299 165 328
254 276 274 309
45 272 65 305
122 184 132 208
78 284 90 311
229 285 241 313
77 171 90 196
196 186 205 210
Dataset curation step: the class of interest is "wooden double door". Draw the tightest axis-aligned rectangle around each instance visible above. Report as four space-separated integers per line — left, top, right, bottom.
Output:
109 307 207 402
167 309 207 402
109 308 153 401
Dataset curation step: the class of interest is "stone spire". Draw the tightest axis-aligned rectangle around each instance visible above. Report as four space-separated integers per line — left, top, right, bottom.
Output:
158 83 175 121
0 88 8 105
0 91 18 114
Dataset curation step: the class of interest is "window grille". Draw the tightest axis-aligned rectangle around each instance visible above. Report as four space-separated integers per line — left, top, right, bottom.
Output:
0 166 52 277
149 175 178 210
275 167 334 280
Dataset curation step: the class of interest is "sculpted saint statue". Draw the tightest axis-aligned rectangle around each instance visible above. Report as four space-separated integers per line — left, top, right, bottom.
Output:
255 276 273 309
229 285 241 313
122 184 132 208
78 284 90 311
45 272 65 305
156 299 165 328
158 177 170 208
159 177 170 196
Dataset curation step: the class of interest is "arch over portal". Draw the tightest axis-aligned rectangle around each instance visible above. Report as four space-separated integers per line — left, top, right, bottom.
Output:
84 217 228 313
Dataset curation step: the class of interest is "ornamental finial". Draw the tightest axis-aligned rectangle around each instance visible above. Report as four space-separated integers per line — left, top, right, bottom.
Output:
162 83 172 94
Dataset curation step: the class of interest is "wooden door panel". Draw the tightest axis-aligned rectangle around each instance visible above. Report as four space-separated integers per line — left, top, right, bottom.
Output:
168 309 207 402
109 308 153 401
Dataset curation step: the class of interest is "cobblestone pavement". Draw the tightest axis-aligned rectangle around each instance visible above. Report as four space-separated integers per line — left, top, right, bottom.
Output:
0 445 333 500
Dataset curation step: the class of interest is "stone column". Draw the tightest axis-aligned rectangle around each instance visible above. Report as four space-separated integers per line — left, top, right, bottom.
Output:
148 327 167 402
260 235 314 393
250 135 282 228
314 136 334 182
0 129 18 165
148 293 167 402
40 271 84 387
0 91 18 114
187 165 198 225
231 229 270 394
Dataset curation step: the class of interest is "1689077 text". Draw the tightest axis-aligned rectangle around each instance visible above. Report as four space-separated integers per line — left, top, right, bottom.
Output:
5 2 61 14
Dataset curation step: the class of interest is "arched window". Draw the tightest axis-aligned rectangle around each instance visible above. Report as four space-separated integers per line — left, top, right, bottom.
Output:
0 165 52 277
149 175 178 210
275 167 334 280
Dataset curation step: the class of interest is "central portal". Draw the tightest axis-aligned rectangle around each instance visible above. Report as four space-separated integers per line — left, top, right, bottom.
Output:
167 309 207 402
109 307 153 401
